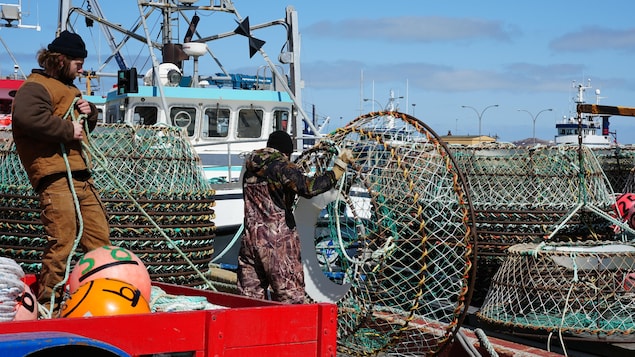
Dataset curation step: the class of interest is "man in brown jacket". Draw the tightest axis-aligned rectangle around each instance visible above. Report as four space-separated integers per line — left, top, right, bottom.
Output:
11 30 111 316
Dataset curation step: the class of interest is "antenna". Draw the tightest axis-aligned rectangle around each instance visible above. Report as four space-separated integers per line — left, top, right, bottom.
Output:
595 88 606 104
574 79 592 104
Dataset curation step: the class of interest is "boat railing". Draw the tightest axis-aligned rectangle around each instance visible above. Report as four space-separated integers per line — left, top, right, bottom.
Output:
192 134 320 183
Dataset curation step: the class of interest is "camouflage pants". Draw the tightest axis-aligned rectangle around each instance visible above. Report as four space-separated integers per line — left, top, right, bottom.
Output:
237 211 305 304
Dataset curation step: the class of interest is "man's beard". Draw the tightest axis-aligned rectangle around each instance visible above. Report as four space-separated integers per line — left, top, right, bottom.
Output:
58 63 76 84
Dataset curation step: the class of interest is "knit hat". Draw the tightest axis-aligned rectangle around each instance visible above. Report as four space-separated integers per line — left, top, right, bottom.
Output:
47 30 88 58
266 130 293 154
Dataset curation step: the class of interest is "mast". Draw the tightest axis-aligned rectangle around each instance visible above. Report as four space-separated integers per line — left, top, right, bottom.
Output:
58 0 71 34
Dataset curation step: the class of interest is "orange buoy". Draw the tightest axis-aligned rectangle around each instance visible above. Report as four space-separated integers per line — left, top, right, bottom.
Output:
13 281 38 321
61 278 150 318
68 245 152 302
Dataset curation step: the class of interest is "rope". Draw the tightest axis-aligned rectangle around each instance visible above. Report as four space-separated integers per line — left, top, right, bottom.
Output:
455 329 482 357
149 285 226 312
0 257 25 322
474 328 498 357
44 97 88 318
211 223 243 264
80 124 217 292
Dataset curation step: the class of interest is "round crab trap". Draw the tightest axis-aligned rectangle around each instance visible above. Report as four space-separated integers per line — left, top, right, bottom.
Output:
446 144 624 305
293 111 477 356
0 125 215 288
477 241 635 342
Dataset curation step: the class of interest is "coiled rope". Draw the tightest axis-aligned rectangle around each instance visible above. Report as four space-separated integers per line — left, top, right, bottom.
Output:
0 256 25 322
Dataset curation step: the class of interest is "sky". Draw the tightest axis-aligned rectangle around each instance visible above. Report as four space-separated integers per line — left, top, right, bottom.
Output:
2 0 635 144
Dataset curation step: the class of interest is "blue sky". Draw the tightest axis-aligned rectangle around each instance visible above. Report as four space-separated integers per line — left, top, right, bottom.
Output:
2 1 635 143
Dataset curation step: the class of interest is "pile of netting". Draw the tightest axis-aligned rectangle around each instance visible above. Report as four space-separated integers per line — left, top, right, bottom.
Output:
593 146 635 193
0 124 216 288
447 143 622 305
294 112 477 356
477 241 635 342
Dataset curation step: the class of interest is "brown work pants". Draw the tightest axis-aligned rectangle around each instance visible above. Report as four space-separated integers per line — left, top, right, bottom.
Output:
37 176 111 312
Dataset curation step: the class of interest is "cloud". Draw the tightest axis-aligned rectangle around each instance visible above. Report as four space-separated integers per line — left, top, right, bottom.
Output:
301 59 631 95
550 27 635 52
304 16 518 43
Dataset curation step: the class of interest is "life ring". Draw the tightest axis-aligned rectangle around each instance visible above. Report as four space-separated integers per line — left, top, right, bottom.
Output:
295 190 352 303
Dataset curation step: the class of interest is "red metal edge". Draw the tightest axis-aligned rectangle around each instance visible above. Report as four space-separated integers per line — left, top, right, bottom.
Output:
316 303 337 357
4 275 338 357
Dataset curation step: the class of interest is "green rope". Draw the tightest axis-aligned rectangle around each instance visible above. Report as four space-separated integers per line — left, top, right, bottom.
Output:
81 125 217 292
46 97 87 318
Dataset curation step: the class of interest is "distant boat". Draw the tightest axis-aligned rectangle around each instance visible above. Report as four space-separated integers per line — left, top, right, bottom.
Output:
554 81 613 147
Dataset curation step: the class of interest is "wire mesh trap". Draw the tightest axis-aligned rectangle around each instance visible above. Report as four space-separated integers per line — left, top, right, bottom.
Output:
0 125 216 288
293 111 477 356
446 144 626 305
477 241 635 342
467 139 635 343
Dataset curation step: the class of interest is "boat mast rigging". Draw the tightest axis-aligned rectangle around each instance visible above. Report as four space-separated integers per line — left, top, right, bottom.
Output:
59 0 319 139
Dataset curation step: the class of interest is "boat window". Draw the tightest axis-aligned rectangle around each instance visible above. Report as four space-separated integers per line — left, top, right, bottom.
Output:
95 107 104 123
0 99 11 114
105 104 122 124
134 106 158 125
237 108 263 138
204 106 230 138
170 106 196 136
273 109 289 131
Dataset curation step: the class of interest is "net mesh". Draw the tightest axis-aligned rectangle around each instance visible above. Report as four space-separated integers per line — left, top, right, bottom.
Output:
445 143 630 305
459 143 635 342
477 241 635 341
0 124 216 288
294 112 476 356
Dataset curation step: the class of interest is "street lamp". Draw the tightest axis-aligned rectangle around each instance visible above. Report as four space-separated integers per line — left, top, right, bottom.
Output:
412 103 416 116
461 104 499 142
363 98 383 111
517 108 553 144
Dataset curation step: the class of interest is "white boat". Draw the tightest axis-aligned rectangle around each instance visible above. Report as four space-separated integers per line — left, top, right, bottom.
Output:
62 0 320 235
554 80 613 147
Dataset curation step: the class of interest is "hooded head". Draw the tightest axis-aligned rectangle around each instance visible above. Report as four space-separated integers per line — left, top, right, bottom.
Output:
266 130 293 155
47 30 88 58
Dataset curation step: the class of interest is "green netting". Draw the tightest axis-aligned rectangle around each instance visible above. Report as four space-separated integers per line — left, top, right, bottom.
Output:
446 143 628 306
294 112 477 356
593 147 635 193
0 124 216 288
477 241 635 342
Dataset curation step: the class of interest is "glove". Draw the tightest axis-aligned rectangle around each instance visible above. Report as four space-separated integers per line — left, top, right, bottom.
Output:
332 149 353 180
332 163 345 180
338 148 354 164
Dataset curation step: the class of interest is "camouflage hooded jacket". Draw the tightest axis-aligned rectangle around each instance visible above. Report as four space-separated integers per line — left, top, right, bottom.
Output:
243 147 338 229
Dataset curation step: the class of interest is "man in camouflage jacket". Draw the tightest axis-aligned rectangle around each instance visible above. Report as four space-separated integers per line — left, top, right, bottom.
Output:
237 130 351 303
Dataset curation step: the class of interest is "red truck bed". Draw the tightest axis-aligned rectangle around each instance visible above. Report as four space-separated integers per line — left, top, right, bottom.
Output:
0 279 337 357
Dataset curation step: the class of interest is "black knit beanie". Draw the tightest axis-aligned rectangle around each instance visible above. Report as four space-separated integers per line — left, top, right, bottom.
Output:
48 30 88 58
267 130 293 155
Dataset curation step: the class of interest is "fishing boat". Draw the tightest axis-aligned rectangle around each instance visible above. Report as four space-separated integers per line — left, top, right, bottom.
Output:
554 80 614 147
62 0 318 235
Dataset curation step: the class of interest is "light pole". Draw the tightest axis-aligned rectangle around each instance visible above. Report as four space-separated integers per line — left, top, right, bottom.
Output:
461 104 499 142
517 108 553 144
412 103 416 116
363 98 383 111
